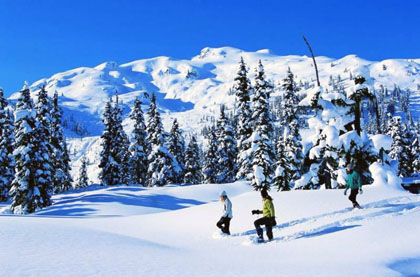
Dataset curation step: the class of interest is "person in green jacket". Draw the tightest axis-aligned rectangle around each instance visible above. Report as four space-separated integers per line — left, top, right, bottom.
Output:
252 189 276 242
344 163 363 209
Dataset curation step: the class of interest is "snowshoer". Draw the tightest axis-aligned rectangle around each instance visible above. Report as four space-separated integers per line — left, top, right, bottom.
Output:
344 163 363 209
252 189 276 242
216 190 232 235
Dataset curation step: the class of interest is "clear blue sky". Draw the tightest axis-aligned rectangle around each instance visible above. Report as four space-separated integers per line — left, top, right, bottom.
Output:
0 0 419 96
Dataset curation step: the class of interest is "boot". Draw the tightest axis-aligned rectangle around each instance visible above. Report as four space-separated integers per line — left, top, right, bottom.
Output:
256 228 264 242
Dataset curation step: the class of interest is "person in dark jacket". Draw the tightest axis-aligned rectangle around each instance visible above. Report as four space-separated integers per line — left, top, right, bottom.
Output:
344 163 363 209
216 190 232 235
252 189 276 242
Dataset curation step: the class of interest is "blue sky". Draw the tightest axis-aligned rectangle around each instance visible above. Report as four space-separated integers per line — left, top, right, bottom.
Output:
0 0 419 95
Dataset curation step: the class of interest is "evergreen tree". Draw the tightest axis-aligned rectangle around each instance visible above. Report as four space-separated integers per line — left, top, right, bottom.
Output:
234 57 253 180
0 88 14 201
387 116 412 177
146 93 180 186
250 61 275 190
411 135 420 174
10 85 52 214
216 105 237 183
99 98 114 185
99 96 130 186
284 120 304 182
33 86 55 199
168 118 186 183
273 134 290 191
75 156 89 189
281 67 300 126
184 135 202 184
51 91 73 193
129 97 148 185
112 96 131 184
202 126 219 184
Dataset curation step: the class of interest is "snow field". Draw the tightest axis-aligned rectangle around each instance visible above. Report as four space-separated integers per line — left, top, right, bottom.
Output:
1 181 419 276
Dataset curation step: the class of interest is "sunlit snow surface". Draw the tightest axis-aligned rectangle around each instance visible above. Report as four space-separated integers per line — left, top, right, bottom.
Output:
0 181 419 276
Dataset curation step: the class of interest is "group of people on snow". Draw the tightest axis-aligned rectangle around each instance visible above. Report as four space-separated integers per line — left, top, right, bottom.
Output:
216 163 363 242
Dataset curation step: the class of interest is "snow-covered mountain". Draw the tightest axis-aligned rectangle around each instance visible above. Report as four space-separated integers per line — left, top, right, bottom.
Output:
9 46 420 182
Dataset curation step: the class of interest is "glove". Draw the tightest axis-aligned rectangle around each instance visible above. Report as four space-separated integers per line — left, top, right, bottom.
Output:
252 210 260 215
344 189 348 196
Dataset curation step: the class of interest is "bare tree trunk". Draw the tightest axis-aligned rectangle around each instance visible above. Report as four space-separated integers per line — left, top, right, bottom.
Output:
303 35 320 87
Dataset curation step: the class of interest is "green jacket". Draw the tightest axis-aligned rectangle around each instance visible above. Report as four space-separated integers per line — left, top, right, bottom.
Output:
262 198 275 218
346 171 362 189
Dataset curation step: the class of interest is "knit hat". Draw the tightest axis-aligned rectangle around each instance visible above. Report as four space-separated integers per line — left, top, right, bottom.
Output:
346 163 355 170
220 190 227 197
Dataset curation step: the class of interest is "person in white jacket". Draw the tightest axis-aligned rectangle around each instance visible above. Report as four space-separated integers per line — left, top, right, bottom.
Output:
216 190 232 235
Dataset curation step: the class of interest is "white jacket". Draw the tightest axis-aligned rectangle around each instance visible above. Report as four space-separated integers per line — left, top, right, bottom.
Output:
222 197 233 218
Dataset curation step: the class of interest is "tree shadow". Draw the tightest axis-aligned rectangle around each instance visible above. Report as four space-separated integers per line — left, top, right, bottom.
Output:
34 193 205 217
388 257 420 277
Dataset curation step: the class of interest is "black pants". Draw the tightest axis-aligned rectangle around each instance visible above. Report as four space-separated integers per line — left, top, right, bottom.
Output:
349 189 360 207
217 216 231 235
254 217 275 240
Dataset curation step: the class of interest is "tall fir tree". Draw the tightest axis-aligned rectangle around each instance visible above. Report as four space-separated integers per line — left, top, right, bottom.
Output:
250 61 275 190
168 118 186 183
411 135 420 174
284 120 304 183
216 105 237 183
202 126 219 184
234 57 253 180
0 88 14 201
387 116 412 177
146 93 180 186
129 97 148 185
112 95 131 184
282 67 300 126
99 96 130 186
184 135 202 184
10 85 52 214
33 86 54 200
51 91 73 193
75 156 89 189
273 134 290 191
99 98 115 186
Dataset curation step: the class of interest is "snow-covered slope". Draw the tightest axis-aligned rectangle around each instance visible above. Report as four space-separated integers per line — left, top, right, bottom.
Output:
8 47 420 182
1 181 419 276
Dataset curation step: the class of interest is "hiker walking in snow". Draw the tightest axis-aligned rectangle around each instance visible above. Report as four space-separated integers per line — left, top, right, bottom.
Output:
252 189 276 242
344 163 363 209
216 190 232 235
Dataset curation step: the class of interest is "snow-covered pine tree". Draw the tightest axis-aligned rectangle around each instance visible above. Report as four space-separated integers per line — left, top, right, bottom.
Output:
234 57 253 180
129 97 148 185
282 67 300 127
250 61 275 191
216 105 237 183
146 93 180 186
112 95 131 185
51 91 73 193
99 95 131 186
411 134 420 174
184 135 202 185
75 156 89 189
202 126 219 184
0 88 14 201
284 120 304 182
33 86 55 199
168 118 186 183
273 134 291 191
10 85 52 214
387 116 413 177
99 98 115 186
